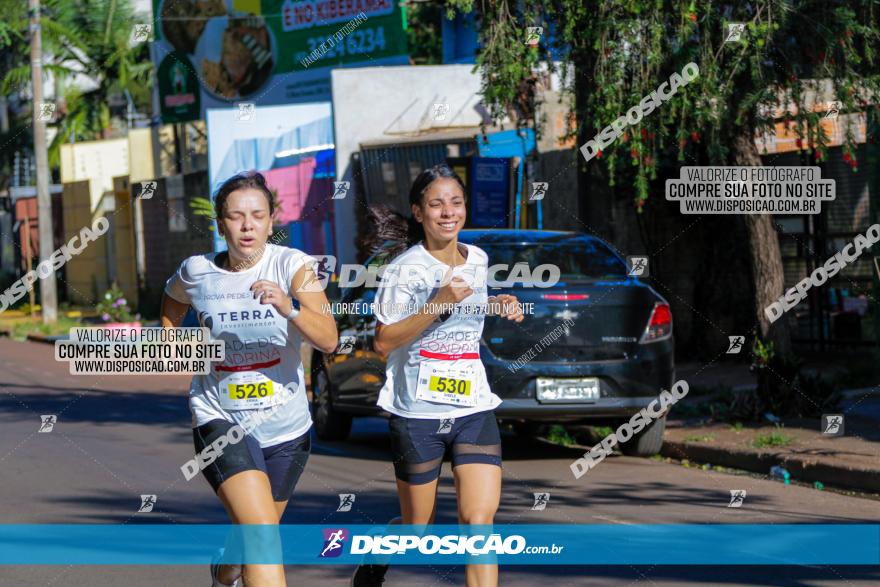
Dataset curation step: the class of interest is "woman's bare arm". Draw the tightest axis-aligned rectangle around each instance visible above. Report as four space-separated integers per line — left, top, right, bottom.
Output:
160 294 190 328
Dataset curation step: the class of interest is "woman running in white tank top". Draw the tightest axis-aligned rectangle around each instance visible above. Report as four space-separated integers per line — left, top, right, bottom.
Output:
161 171 337 587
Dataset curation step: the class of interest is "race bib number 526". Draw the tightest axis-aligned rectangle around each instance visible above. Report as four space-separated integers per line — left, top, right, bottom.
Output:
219 371 279 411
229 381 272 400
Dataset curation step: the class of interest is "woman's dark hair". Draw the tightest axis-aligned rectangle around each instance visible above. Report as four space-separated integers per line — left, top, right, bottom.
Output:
359 163 467 259
213 171 276 218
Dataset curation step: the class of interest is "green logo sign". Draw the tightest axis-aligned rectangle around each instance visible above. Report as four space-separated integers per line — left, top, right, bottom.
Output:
157 52 201 123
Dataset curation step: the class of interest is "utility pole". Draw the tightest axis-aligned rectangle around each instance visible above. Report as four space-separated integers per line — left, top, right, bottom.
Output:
29 0 57 323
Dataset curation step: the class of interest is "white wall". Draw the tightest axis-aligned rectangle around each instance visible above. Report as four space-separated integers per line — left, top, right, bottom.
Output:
60 138 130 212
206 102 331 192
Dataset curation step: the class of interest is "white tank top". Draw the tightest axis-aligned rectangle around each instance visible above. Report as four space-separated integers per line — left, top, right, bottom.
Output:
165 244 314 447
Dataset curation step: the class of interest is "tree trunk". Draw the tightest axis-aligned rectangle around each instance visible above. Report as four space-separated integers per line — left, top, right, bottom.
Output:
732 131 792 356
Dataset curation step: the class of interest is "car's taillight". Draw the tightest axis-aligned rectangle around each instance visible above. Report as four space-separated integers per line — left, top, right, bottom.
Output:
542 294 589 301
640 302 672 343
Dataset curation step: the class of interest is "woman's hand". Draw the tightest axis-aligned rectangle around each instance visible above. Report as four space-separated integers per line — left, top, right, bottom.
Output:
434 269 473 306
489 294 524 323
250 280 294 317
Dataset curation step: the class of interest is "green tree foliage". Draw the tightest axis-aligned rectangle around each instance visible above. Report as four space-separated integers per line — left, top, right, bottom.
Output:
447 0 880 353
406 1 444 65
0 0 36 185
190 196 216 232
0 0 152 166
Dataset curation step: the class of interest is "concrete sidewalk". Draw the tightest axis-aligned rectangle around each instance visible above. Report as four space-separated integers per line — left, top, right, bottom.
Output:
669 360 880 494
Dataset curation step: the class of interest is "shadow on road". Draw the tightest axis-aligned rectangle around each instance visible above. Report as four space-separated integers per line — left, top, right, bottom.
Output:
487 566 880 586
0 383 191 428
312 417 587 462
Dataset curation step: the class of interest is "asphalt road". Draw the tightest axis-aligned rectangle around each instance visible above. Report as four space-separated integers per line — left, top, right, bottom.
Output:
1 338 878 586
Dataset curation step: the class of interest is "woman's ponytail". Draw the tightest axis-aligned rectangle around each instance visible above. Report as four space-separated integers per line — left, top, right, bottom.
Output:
359 205 421 260
359 163 465 260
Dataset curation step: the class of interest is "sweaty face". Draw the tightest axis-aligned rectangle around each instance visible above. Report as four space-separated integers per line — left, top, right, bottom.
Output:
413 178 466 245
217 188 273 261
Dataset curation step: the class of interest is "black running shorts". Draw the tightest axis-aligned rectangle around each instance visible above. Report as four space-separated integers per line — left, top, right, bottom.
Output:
192 419 310 502
388 410 502 485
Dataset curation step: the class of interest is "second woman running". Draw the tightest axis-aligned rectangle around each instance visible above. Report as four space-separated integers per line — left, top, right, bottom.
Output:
354 164 524 587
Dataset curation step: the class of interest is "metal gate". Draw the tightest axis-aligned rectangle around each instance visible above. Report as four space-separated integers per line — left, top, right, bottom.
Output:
773 143 878 348
359 138 477 213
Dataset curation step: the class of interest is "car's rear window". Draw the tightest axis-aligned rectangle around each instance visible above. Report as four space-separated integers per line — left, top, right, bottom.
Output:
468 237 627 281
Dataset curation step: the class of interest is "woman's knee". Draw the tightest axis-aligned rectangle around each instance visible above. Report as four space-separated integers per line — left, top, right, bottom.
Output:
458 509 496 525
402 509 435 525
218 471 278 523
228 523 283 563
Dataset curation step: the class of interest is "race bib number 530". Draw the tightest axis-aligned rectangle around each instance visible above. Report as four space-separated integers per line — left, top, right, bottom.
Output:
416 363 478 407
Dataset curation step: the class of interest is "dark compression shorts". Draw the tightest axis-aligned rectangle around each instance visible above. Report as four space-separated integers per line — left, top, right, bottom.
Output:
388 410 502 485
192 419 310 502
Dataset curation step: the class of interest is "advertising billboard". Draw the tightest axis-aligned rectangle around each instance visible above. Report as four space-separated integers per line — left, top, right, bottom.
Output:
153 0 409 122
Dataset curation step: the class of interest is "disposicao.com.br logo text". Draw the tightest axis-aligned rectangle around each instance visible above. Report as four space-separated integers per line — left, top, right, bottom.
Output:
318 530 564 557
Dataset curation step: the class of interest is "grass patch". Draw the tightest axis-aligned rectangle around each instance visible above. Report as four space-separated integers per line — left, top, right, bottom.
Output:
7 316 83 340
592 425 614 438
730 422 744 433
684 433 715 443
668 385 735 420
752 430 794 449
546 425 576 447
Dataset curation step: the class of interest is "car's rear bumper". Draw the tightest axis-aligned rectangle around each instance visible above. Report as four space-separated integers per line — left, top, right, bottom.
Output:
494 397 663 420
483 341 674 421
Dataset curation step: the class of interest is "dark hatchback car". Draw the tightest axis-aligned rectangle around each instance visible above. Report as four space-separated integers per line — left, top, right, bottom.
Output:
310 230 675 456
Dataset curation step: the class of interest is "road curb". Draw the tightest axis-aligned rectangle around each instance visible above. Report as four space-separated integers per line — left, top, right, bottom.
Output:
661 440 880 493
25 332 64 344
